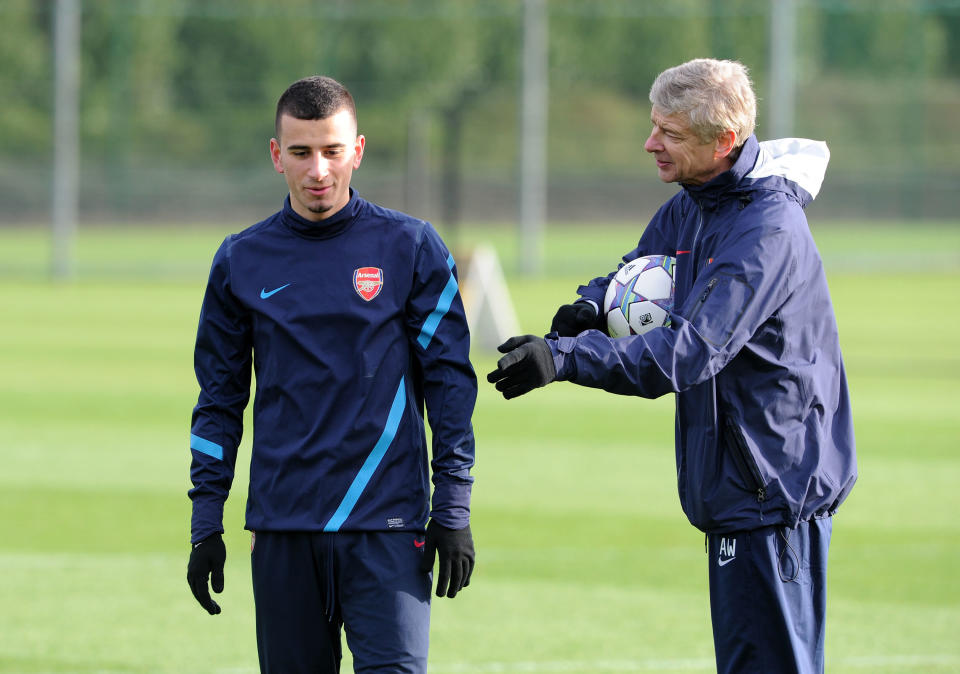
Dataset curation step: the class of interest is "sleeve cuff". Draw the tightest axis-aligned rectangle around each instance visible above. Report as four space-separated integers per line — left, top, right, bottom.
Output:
547 335 578 381
577 299 599 316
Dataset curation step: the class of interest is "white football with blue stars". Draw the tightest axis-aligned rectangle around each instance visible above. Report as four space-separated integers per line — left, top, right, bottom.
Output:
603 255 676 338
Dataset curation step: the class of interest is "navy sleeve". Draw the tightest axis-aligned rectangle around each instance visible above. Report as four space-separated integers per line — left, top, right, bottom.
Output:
188 237 252 543
552 203 801 398
405 225 477 530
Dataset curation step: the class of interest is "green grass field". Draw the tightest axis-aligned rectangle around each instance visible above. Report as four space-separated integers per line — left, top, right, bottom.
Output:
1 222 958 673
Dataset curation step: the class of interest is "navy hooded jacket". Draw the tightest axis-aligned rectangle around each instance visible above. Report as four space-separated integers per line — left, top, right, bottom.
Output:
548 136 857 534
189 191 476 543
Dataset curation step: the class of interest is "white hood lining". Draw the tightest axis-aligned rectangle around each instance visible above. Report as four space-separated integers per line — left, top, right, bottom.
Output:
747 138 830 199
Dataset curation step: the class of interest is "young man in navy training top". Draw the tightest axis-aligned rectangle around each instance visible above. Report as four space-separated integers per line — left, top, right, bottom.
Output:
187 75 477 674
488 59 857 674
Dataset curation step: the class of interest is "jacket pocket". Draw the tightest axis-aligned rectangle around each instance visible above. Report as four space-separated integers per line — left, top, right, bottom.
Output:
686 273 754 347
722 417 767 503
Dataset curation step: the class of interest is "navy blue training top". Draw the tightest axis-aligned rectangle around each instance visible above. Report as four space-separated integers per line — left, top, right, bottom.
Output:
189 191 477 543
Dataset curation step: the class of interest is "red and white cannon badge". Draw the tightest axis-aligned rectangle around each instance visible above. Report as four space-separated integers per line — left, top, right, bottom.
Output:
353 267 384 301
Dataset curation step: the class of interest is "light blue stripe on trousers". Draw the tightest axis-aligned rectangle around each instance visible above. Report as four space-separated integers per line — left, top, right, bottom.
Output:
324 377 407 532
417 253 458 349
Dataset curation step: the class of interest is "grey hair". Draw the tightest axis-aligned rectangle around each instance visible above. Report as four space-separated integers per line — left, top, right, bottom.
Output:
649 59 756 147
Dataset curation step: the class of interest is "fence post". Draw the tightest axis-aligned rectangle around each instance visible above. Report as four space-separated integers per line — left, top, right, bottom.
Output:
519 0 547 276
769 0 796 139
52 0 81 280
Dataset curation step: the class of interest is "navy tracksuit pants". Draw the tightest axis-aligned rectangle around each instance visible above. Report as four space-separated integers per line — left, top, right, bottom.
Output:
707 517 832 674
251 530 431 673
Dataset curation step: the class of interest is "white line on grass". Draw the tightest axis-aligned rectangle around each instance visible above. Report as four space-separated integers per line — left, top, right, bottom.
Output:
429 660 714 673
50 652 959 674
839 654 960 667
18 653 960 673
426 653 960 673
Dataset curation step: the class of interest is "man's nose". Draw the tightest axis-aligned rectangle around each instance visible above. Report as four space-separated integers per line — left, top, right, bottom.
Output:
309 153 329 178
644 130 661 153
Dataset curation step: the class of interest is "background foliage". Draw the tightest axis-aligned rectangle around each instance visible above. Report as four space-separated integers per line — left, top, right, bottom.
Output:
2 0 960 227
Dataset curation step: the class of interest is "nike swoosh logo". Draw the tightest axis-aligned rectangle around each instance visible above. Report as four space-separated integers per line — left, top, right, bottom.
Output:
414 539 425 549
260 284 290 299
717 557 735 567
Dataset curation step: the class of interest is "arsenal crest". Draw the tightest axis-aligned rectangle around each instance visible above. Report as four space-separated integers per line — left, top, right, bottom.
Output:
353 267 383 301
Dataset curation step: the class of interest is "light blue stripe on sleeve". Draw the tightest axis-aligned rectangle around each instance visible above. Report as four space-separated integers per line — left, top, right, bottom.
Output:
190 434 223 460
324 377 407 532
417 254 458 349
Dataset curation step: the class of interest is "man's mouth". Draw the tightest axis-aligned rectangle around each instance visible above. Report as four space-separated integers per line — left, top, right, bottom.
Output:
306 185 330 196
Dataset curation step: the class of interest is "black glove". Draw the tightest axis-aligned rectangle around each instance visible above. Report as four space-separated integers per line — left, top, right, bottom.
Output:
486 335 556 400
187 533 226 615
419 521 475 598
550 302 598 337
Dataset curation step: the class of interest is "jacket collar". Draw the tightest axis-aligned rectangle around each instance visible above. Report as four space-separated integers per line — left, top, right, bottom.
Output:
682 135 760 205
281 188 362 239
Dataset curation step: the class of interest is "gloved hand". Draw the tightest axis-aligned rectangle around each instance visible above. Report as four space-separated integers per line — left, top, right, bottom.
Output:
187 533 226 615
486 335 556 400
419 520 475 598
550 302 598 337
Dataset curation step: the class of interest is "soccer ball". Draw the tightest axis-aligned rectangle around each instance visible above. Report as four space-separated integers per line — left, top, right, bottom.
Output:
603 255 676 338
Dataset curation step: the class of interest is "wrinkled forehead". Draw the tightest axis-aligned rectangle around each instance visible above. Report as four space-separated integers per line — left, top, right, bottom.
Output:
650 107 693 135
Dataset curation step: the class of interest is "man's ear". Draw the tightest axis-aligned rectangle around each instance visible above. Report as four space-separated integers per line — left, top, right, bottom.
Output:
270 138 284 174
714 130 737 160
353 135 366 169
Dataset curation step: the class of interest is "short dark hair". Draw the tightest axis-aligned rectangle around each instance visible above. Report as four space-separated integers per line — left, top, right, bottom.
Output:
274 76 357 138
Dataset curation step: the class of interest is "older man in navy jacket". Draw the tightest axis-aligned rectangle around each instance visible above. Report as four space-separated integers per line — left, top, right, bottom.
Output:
489 59 857 674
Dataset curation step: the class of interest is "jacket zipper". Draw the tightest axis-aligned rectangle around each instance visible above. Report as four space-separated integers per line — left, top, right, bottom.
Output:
688 277 718 324
723 417 766 503
699 277 717 302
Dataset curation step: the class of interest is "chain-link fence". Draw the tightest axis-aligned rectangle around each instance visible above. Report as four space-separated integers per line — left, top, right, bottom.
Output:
2 0 959 229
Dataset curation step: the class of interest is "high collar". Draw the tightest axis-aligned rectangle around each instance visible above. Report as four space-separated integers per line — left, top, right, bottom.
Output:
280 188 362 240
682 134 760 202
